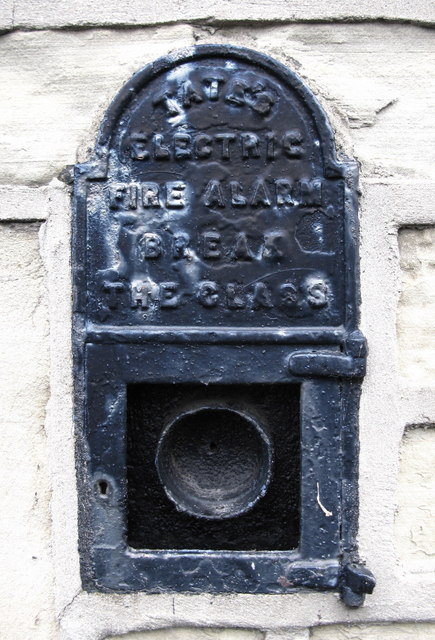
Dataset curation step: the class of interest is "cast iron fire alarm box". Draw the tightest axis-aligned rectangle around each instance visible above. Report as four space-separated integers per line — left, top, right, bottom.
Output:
72 45 375 606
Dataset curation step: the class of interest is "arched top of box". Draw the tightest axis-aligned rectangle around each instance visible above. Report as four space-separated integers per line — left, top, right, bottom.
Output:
95 44 344 179
75 45 360 332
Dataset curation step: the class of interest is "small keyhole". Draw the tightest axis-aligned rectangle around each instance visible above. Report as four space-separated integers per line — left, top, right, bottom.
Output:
98 480 108 496
209 441 217 452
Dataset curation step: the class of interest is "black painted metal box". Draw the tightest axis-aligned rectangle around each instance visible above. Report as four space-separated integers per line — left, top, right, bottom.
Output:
72 45 374 606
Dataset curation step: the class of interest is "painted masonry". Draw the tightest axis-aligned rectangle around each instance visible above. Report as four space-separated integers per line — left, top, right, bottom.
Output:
0 2 434 639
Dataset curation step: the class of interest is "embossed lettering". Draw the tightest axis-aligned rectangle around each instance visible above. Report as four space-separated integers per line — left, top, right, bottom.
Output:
153 93 183 119
203 77 225 101
173 233 190 259
231 232 254 261
230 181 246 207
82 47 350 378
131 282 153 309
226 283 246 309
109 178 324 210
138 233 162 259
160 282 179 308
306 278 328 308
181 80 203 107
102 281 124 309
300 179 322 206
262 233 284 260
215 133 236 160
241 133 260 158
166 181 186 208
225 79 275 116
282 130 303 158
129 132 149 160
153 134 171 159
197 281 219 307
275 179 294 206
109 183 137 210
123 276 332 313
226 81 246 106
203 180 225 208
201 231 221 259
194 134 212 158
110 181 190 210
266 132 277 159
141 182 160 207
251 179 271 207
252 282 273 309
279 282 298 306
126 130 308 163
246 86 275 115
174 133 192 160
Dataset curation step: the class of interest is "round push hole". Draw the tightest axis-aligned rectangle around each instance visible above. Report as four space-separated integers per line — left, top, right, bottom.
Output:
156 406 273 519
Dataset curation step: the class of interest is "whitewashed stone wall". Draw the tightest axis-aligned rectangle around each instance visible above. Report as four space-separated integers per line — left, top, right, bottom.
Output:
0 2 434 639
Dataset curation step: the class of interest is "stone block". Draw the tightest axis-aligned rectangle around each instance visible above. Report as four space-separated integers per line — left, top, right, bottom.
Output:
107 629 264 640
395 425 435 572
205 24 435 179
0 0 13 32
3 0 435 32
0 223 56 638
0 185 50 221
398 227 435 383
1 24 434 186
0 26 194 185
310 622 435 639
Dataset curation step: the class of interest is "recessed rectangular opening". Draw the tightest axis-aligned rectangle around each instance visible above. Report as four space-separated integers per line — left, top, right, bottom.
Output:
126 382 300 551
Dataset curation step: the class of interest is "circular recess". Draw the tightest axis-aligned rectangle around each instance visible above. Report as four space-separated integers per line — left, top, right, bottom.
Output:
156 406 273 519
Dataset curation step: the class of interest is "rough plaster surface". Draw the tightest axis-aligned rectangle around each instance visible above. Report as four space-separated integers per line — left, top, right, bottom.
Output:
265 632 308 640
0 25 193 185
107 629 264 640
310 622 435 639
398 227 435 383
0 16 434 640
395 425 435 573
106 629 309 640
196 25 435 179
0 223 57 638
0 0 13 31
1 24 434 185
39 182 82 620
0 184 51 221
1 0 434 32
356 181 435 611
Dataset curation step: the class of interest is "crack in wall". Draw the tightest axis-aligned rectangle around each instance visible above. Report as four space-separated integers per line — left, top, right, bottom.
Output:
1 16 435 37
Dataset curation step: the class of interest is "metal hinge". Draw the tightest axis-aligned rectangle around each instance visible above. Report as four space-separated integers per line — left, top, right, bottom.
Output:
340 563 376 607
288 330 367 378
